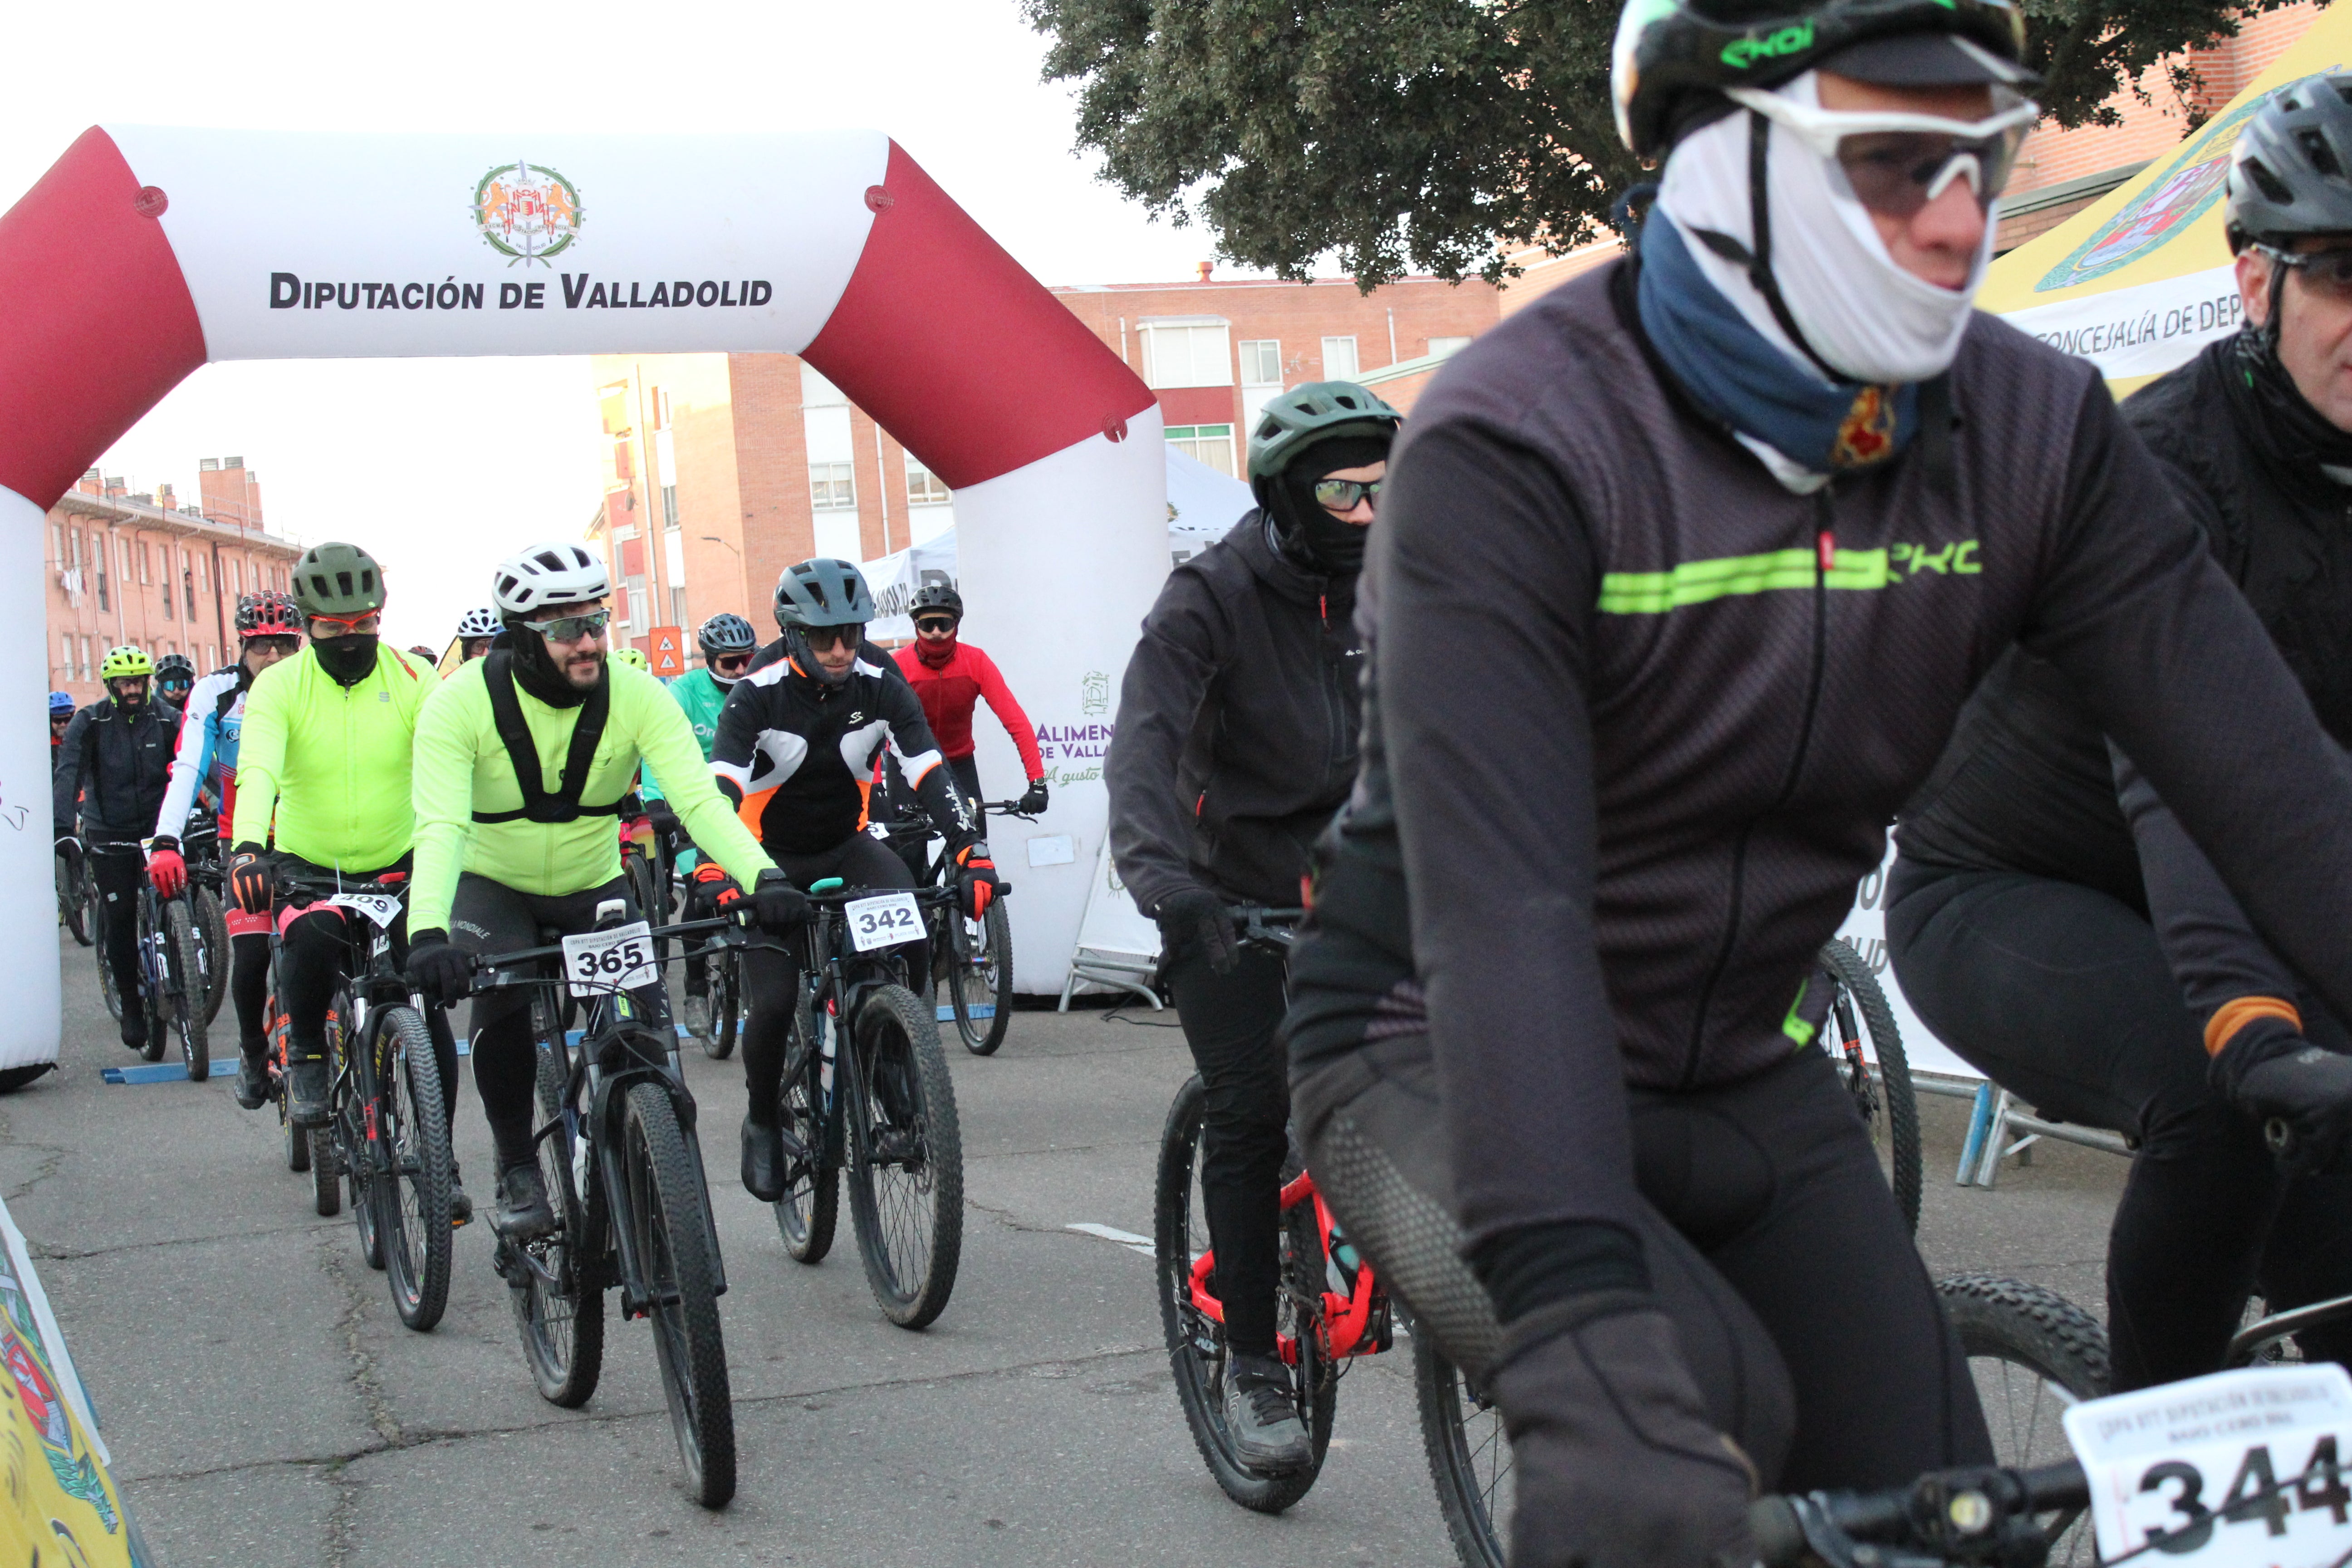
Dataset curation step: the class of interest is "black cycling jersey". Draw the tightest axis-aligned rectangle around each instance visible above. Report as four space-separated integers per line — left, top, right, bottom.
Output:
52 696 180 843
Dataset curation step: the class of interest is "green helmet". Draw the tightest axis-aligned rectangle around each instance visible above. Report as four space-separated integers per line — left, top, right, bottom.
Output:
1611 0 2033 160
100 645 153 681
610 647 650 672
1246 382 1402 486
290 542 387 618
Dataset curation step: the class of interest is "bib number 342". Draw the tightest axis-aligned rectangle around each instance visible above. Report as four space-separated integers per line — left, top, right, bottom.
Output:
844 892 922 953
561 921 657 997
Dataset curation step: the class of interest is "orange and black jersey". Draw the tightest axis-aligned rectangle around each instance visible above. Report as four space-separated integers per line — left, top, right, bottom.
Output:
711 645 977 857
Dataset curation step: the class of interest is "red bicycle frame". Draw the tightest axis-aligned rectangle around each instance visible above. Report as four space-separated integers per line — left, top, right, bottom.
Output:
1187 1168 1389 1366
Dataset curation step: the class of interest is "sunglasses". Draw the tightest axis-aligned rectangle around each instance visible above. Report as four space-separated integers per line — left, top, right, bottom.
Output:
914 617 958 635
1725 88 2038 220
2259 244 2352 304
709 652 753 673
305 612 380 637
523 609 611 642
801 625 864 652
244 635 300 656
1313 477 1382 513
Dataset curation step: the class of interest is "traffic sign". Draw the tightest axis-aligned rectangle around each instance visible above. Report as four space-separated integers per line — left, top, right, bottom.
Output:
648 625 686 676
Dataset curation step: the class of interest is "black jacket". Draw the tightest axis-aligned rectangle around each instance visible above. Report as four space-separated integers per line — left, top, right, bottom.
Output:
1107 511 1363 916
54 697 180 843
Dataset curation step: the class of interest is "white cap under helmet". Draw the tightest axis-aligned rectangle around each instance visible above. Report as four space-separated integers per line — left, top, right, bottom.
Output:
491 543 608 617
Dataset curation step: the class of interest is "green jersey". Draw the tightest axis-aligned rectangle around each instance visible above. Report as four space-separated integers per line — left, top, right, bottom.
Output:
231 645 439 871
409 658 774 937
639 667 731 803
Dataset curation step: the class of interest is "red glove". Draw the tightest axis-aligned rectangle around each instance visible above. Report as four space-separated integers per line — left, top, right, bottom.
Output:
229 847 272 915
147 839 187 898
691 860 744 915
955 843 1002 921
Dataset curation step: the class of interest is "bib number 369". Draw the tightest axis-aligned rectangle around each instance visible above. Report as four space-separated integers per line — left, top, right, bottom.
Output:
844 892 922 953
561 921 657 997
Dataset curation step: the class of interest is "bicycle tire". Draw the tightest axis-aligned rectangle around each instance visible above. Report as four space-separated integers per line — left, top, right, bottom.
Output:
622 1080 737 1509
1939 1274 2109 1567
134 898 166 1063
196 885 230 1025
164 898 209 1084
774 999 838 1263
373 1006 453 1332
514 1039 603 1408
624 847 661 939
269 1001 310 1172
948 901 1014 1056
311 986 350 1218
1817 938 1922 1235
702 943 738 1061
843 984 964 1328
1416 1326 1512 1568
0 1066 53 1094
1153 1073 1336 1514
57 851 90 947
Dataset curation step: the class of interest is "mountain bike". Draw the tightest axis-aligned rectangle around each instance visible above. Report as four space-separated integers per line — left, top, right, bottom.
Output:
88 842 208 1078
180 806 233 1026
473 902 737 1508
874 800 1025 1056
273 869 455 1332
1817 937 1923 1235
767 879 967 1329
54 838 89 947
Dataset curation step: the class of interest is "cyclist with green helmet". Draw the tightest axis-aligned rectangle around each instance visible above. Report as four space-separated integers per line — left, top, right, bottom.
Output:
1104 379 1398 1476
53 646 181 1050
641 611 760 1039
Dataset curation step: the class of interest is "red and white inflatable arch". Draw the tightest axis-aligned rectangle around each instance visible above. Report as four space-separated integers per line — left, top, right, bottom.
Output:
0 127 1170 1068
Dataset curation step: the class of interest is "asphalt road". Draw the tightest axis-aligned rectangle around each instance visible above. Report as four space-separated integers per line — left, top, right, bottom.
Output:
5 930 2129 1568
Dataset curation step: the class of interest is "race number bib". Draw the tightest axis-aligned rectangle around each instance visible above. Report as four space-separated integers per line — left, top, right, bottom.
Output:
561 921 657 997
328 892 403 929
844 892 923 953
2065 1365 2352 1568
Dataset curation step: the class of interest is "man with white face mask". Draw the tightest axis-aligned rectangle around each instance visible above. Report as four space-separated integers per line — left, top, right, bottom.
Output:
1278 3 2352 1564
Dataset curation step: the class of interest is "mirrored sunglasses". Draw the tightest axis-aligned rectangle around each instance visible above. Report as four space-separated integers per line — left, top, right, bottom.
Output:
524 609 611 642
802 624 864 652
1725 88 2038 220
1313 477 1382 512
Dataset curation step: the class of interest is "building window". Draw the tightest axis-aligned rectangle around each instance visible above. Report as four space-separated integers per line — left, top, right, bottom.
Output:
79 637 92 682
185 569 197 620
68 529 80 571
228 558 240 595
59 634 70 682
1428 335 1472 359
139 541 151 585
49 523 61 567
95 563 108 613
1239 339 1283 386
904 456 951 506
626 577 650 632
661 483 679 529
1165 424 1238 477
1142 322 1234 389
162 575 174 620
1322 336 1360 379
810 461 857 511
670 584 688 627
207 644 219 671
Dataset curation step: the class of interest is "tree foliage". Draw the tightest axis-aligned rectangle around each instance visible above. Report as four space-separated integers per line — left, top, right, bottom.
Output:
1023 0 2318 288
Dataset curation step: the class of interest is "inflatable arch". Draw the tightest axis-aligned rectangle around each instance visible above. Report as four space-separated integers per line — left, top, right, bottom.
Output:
0 127 1170 1068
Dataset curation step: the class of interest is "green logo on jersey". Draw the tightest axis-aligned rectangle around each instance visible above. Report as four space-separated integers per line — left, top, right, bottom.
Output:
1721 21 1813 69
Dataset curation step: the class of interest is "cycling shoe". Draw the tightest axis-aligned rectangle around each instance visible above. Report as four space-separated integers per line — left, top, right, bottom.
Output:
1225 1352 1313 1475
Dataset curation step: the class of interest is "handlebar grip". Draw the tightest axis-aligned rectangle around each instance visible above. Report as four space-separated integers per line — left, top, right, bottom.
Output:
1749 1498 1808 1568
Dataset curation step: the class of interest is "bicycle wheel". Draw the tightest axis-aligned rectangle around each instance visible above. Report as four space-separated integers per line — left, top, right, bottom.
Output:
1153 1073 1336 1514
622 1080 736 1509
196 886 230 1025
774 998 838 1264
624 847 661 935
57 852 89 947
311 985 350 1218
1416 1328 1512 1568
947 901 1014 1057
1817 938 1921 1235
513 1039 603 1408
701 942 738 1061
163 898 208 1083
1939 1274 2108 1568
372 1006 453 1332
843 984 964 1328
134 899 166 1063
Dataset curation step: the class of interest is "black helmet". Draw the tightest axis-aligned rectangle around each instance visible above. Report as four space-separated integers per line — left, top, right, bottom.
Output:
2227 76 2352 253
774 559 876 630
154 653 196 689
696 612 757 657
910 584 964 622
1612 0 2033 159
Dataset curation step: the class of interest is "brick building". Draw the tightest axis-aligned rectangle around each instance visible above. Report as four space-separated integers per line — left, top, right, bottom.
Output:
583 269 1501 662
43 458 306 706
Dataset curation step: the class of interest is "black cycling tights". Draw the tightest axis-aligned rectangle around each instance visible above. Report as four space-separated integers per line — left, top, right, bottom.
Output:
88 844 146 1022
231 932 270 1051
275 897 458 1126
1888 860 2352 1390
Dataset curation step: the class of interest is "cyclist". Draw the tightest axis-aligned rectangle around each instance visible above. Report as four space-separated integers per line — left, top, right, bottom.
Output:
642 611 760 1039
1273 3 2352 1562
153 654 196 710
455 607 500 664
611 646 651 673
891 584 1049 818
402 542 798 1240
1105 379 1396 1475
227 546 449 1184
53 647 180 1050
710 558 1000 1203
1888 82 2352 1391
149 592 304 1106
48 691 74 754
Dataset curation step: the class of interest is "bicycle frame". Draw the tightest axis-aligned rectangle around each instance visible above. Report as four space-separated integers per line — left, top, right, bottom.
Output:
1186 1168 1392 1366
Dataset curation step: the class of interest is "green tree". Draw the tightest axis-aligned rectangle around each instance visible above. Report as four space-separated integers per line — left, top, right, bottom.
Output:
1023 0 2316 288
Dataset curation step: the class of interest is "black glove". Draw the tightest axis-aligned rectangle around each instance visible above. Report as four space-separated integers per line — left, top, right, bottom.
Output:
1156 886 1238 974
1490 1291 1757 1568
1015 779 1049 817
53 833 77 855
228 844 274 916
954 843 1003 921
405 931 473 1007
2219 1019 2352 1174
748 868 812 933
645 798 684 846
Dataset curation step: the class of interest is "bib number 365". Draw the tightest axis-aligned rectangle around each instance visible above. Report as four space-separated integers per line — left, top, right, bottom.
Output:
845 892 922 953
561 921 657 997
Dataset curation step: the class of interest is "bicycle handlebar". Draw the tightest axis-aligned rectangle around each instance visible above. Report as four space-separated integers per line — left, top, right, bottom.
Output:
467 914 747 978
1751 1460 2087 1567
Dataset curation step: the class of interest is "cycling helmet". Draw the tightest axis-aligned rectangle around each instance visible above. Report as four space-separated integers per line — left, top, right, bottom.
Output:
2227 76 2352 254
492 542 608 617
235 589 302 638
456 605 503 640
910 584 964 622
291 542 387 617
48 691 74 719
1611 0 2034 159
1247 382 1403 487
610 646 651 671
154 653 196 689
774 559 876 629
696 612 758 658
100 646 153 681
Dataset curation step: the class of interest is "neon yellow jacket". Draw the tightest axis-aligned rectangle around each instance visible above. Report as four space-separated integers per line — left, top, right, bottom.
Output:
408 657 774 936
231 645 439 871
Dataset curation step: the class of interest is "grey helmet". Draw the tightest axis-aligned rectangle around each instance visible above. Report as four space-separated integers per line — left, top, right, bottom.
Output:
774 559 874 687
2227 75 2352 254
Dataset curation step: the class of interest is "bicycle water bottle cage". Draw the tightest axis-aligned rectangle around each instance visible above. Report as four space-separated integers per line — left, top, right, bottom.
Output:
808 877 844 893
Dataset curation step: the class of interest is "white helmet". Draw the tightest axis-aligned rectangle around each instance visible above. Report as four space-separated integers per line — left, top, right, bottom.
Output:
491 543 608 617
456 605 502 639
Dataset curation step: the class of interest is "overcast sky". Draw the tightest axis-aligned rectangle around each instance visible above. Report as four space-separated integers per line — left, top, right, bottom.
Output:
3 0 1255 648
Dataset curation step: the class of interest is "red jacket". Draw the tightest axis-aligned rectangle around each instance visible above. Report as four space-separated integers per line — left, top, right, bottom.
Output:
892 639 1044 779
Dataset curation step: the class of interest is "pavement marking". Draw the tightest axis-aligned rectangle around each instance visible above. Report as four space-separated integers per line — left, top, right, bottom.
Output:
936 1004 996 1021
1067 1222 1155 1257
100 1060 238 1085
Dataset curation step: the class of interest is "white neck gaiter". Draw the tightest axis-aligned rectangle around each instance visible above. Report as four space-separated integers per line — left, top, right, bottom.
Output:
1654 72 1993 387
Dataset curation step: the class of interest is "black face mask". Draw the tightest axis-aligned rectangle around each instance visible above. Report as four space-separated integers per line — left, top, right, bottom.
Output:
2229 316 2352 479
312 633 380 688
1262 434 1388 578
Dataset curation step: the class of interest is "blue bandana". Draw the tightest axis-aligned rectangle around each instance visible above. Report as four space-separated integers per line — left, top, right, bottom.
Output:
1637 213 1916 478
